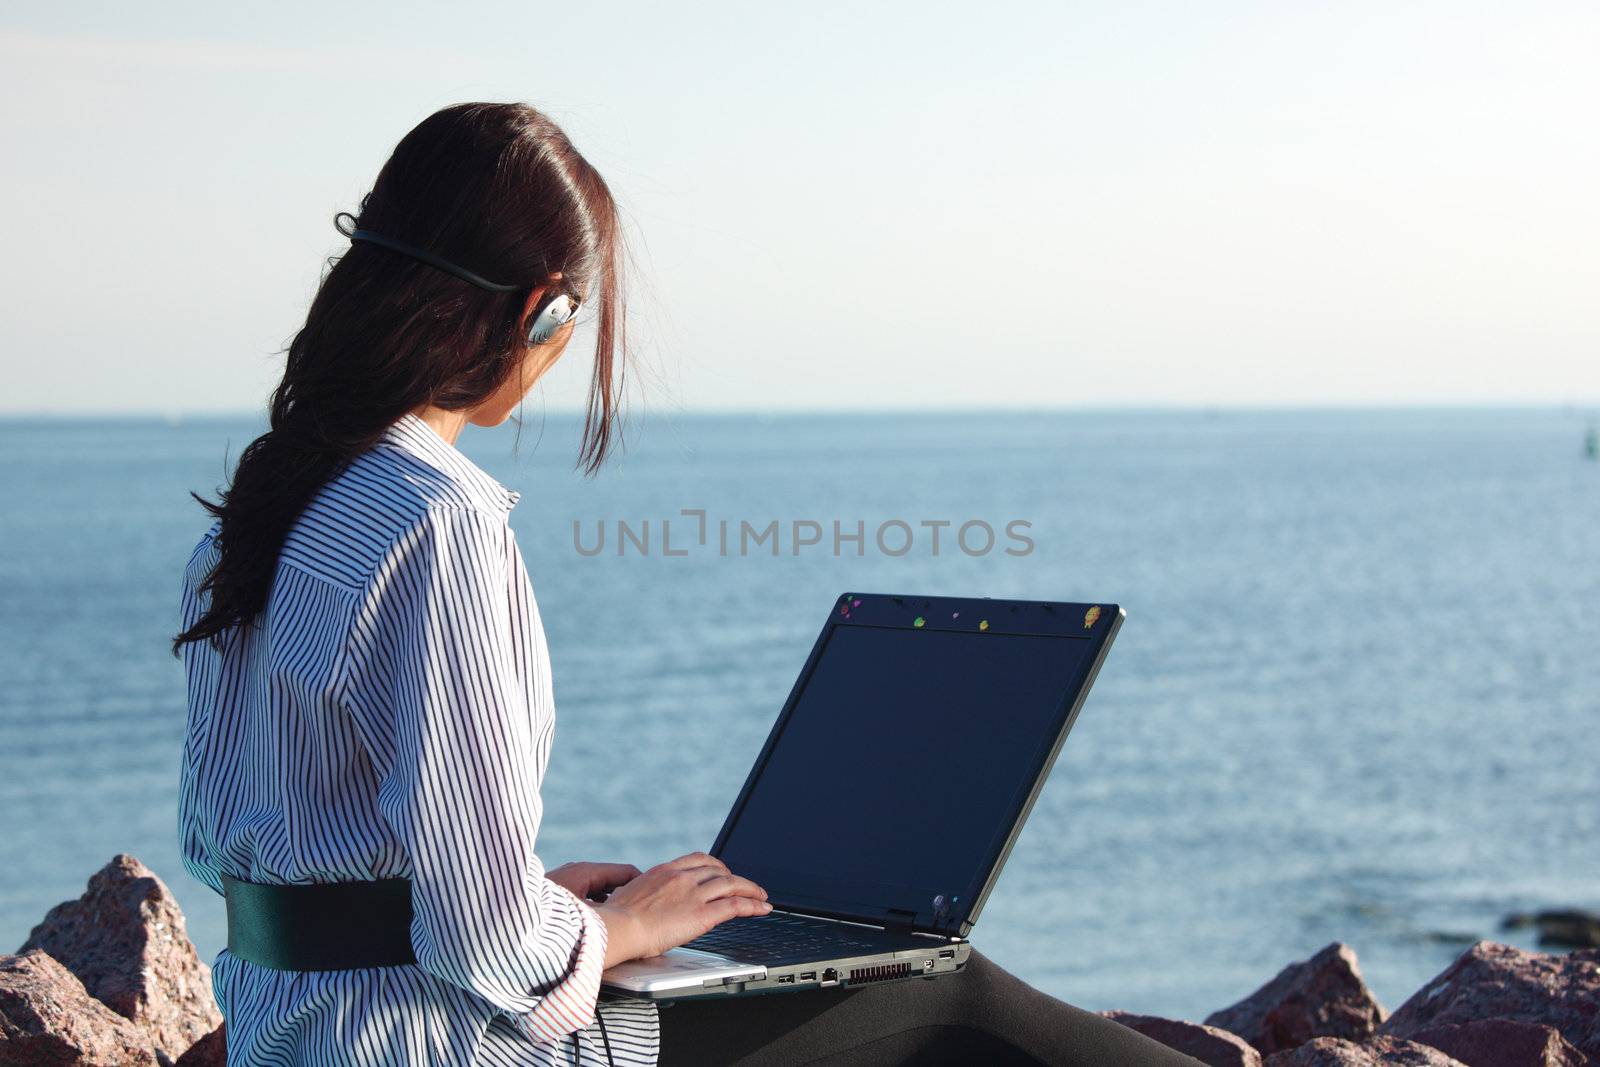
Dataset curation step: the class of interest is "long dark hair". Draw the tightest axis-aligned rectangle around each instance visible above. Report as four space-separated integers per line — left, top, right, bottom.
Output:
171 102 630 656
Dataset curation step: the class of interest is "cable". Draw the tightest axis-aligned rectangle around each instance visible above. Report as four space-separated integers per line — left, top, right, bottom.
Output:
597 1005 616 1067
333 211 522 292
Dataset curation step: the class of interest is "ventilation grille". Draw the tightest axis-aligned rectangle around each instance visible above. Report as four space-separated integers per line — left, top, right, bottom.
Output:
848 962 911 984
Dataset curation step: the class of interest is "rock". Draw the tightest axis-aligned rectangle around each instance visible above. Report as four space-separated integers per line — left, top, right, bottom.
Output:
1380 941 1600 1061
174 1025 226 1067
1502 911 1600 950
1410 1020 1589 1067
17 854 221 1064
1264 1036 1468 1066
1206 943 1388 1055
1102 1010 1263 1066
0 949 161 1065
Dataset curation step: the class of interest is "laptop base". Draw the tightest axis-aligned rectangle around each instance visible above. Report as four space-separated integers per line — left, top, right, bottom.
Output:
603 938 971 1002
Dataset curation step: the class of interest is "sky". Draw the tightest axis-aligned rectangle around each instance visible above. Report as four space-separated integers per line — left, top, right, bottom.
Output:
1 1 1596 415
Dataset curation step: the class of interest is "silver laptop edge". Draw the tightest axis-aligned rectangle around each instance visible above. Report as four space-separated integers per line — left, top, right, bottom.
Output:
601 914 974 999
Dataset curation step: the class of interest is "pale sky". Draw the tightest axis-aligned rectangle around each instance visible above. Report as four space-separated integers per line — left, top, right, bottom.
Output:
1 1 1596 415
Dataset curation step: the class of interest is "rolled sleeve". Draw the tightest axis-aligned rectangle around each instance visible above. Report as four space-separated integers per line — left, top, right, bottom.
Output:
509 886 610 1041
343 505 605 1034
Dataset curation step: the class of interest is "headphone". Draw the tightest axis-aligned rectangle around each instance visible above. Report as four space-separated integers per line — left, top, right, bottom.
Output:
337 213 580 345
525 290 580 345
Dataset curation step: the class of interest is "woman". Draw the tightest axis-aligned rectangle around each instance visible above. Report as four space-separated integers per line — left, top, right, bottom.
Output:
172 102 1201 1066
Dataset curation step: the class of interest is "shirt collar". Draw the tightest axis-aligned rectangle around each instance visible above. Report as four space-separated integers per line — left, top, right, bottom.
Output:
376 411 521 513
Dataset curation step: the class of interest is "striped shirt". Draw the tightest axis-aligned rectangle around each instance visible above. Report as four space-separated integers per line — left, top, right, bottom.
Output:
177 411 660 1066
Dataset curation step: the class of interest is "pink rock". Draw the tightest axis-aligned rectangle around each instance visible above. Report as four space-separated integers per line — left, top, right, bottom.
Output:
0 949 161 1066
1102 1010 1263 1066
1206 943 1388 1055
17 854 222 1064
1264 1035 1468 1066
1410 1020 1589 1067
174 1025 226 1067
1379 941 1600 1061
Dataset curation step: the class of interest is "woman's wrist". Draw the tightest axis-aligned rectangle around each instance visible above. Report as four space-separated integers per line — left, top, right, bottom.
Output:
595 903 645 969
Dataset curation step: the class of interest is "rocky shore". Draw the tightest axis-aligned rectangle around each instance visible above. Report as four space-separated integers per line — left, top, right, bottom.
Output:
1 857 221 1066
3 856 1596 1065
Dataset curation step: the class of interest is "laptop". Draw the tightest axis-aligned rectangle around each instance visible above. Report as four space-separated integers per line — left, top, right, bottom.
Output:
600 591 1125 1002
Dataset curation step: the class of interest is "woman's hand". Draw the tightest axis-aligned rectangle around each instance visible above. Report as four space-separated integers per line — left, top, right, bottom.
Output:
593 851 771 967
546 861 641 903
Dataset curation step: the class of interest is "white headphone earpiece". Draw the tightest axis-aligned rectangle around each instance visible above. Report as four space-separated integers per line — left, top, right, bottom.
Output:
527 291 579 345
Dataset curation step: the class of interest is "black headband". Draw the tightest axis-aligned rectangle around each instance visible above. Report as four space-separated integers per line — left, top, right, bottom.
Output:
334 212 521 292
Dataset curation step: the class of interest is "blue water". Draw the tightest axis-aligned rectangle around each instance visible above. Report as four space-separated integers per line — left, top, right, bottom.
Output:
2 408 1596 1021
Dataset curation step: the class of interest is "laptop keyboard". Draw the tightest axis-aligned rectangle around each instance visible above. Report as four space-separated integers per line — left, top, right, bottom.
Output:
684 912 882 963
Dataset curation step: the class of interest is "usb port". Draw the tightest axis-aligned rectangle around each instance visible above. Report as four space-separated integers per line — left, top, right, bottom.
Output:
777 974 794 984
938 949 955 960
799 971 816 982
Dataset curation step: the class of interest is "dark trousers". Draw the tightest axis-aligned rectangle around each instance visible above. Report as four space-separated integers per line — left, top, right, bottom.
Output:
657 949 1204 1066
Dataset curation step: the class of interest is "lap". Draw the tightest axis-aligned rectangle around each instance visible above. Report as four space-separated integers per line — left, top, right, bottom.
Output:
657 949 1202 1067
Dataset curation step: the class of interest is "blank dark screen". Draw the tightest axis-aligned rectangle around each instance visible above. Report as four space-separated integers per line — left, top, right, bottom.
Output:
717 624 1094 920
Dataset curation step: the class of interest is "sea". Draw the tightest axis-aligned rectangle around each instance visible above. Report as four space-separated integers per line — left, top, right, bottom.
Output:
1 407 1596 1021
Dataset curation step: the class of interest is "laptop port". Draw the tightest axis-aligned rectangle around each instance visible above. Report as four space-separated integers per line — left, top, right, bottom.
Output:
820 968 839 987
799 972 816 982
777 974 794 984
938 949 955 960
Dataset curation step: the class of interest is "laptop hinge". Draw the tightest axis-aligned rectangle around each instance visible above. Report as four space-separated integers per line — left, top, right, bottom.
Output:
769 904 957 938
883 908 918 932
770 907 887 932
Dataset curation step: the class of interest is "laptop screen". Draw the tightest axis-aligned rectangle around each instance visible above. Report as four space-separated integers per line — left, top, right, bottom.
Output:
713 610 1103 934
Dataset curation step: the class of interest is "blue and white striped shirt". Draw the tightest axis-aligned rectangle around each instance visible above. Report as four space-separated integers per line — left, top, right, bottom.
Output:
178 411 659 1065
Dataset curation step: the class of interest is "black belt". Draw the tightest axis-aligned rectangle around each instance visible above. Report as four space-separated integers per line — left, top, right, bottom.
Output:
222 873 418 971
